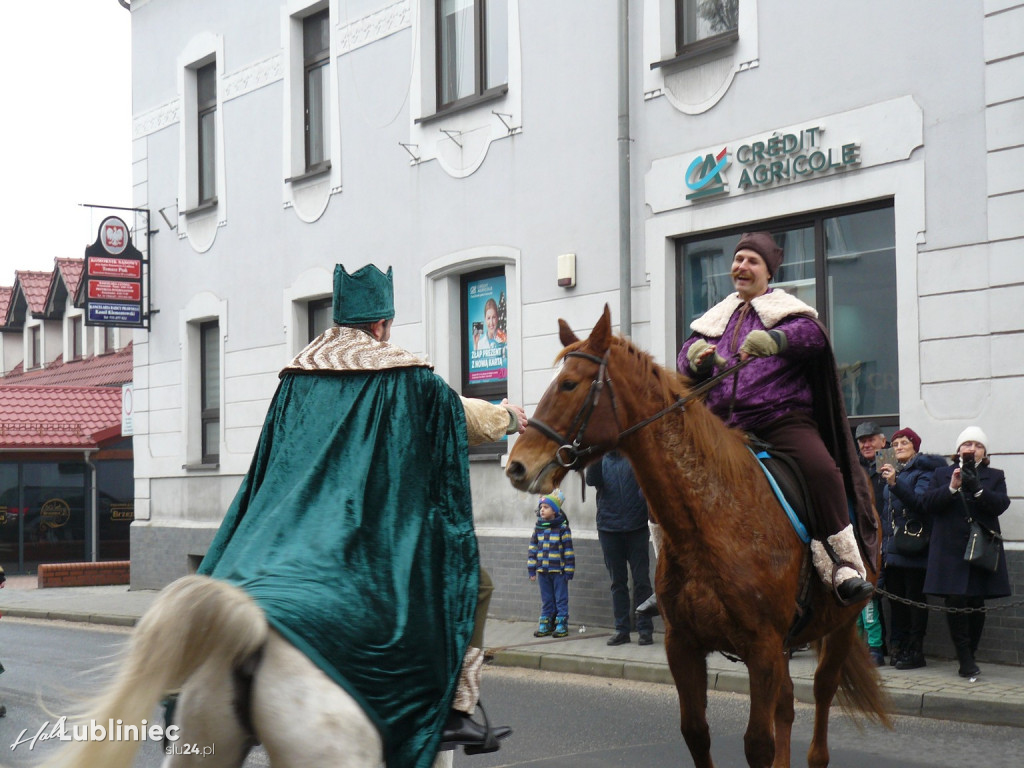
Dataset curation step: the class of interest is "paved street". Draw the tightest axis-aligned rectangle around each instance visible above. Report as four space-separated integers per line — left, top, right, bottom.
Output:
0 619 1020 768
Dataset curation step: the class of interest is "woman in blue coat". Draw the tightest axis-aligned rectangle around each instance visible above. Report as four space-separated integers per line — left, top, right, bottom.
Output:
879 428 947 670
921 427 1011 679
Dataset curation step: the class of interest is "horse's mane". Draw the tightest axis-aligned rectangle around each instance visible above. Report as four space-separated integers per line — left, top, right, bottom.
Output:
558 335 753 488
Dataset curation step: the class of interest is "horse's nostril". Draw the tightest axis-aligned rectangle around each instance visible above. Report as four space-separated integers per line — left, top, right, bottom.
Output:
506 461 524 481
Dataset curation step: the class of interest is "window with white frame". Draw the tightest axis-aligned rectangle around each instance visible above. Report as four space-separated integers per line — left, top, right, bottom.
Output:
307 297 333 343
436 0 508 112
303 9 330 172
70 315 84 361
28 325 41 369
675 0 738 55
199 320 221 464
196 61 218 206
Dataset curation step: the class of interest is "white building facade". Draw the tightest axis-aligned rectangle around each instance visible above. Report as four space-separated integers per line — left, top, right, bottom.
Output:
128 0 1024 661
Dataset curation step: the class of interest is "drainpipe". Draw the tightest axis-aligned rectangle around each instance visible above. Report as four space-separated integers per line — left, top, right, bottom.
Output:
617 0 632 337
84 451 98 562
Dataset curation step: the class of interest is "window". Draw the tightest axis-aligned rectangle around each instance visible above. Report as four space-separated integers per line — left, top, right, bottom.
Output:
199 321 220 464
196 62 217 205
70 315 84 360
675 0 738 55
101 326 116 354
677 203 897 420
436 0 508 111
307 297 333 343
303 10 330 172
29 326 41 369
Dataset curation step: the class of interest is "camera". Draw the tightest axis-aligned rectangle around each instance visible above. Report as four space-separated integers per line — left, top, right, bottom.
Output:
961 453 976 473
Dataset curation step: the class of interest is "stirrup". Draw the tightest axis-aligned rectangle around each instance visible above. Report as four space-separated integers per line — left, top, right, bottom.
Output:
462 702 502 756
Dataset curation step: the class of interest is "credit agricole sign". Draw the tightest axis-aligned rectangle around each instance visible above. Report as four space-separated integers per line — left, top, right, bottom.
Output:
645 97 922 214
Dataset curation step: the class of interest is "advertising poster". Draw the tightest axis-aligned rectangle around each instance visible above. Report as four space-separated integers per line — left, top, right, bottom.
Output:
465 274 507 385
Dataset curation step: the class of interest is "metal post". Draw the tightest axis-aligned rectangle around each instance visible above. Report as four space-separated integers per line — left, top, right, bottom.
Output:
617 0 632 337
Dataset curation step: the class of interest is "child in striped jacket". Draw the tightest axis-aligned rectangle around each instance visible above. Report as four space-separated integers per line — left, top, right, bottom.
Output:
527 489 574 638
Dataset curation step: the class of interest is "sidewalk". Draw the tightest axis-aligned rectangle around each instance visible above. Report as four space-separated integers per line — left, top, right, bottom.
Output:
2 578 1022 729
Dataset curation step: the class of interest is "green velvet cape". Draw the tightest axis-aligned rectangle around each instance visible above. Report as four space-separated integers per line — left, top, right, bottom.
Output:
198 367 478 768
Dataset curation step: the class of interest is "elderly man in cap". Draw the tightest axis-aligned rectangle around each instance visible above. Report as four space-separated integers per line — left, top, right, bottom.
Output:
854 421 889 663
677 232 877 607
199 264 523 766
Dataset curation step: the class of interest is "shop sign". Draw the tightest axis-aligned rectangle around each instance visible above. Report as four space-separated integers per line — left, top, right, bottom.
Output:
84 216 145 328
646 96 923 214
40 498 71 529
110 503 135 522
685 126 860 203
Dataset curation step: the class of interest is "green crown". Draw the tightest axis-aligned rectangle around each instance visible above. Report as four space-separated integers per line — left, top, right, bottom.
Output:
333 264 395 325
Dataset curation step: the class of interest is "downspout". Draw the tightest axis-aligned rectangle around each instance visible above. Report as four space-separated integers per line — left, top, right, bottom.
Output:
84 451 98 562
617 0 632 337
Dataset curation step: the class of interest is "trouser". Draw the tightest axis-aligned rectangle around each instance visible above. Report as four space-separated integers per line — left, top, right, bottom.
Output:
453 566 494 714
537 571 570 618
754 412 850 537
599 528 654 634
857 596 884 648
886 565 928 649
944 595 985 657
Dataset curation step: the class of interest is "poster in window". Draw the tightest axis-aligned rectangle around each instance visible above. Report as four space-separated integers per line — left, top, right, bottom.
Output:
466 275 507 385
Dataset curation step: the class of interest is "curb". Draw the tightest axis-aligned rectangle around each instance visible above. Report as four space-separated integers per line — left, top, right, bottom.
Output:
1 608 138 627
489 648 1024 730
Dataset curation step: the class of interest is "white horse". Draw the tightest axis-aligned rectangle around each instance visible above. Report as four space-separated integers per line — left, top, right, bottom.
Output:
37 575 453 768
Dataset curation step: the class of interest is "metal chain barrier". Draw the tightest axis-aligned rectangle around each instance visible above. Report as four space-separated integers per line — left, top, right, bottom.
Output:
875 587 1024 614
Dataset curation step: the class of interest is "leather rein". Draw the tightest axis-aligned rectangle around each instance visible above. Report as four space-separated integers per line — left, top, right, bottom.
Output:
527 349 753 470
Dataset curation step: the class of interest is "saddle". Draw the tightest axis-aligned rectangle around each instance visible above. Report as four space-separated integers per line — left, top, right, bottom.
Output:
748 439 815 543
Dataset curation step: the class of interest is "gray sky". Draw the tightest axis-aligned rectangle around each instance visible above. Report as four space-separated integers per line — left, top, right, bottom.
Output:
0 1 132 286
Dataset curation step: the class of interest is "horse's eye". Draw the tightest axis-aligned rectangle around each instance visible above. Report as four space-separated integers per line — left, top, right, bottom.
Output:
560 380 578 392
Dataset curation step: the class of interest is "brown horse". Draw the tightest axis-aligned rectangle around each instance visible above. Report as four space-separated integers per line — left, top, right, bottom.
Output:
505 307 889 768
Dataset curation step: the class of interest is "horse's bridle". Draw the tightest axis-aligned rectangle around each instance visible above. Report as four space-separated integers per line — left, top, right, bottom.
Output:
527 349 754 470
527 350 620 469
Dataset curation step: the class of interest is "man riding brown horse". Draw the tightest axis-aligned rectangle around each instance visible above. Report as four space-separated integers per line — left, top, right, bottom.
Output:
678 232 876 607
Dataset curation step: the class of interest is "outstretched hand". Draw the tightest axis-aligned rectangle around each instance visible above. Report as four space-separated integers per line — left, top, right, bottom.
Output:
501 399 528 434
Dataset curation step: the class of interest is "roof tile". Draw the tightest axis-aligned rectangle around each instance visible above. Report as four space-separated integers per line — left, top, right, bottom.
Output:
14 271 54 315
0 386 123 449
0 344 133 388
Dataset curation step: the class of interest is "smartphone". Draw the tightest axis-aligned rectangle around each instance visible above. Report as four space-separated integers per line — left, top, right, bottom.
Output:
874 447 897 472
472 321 483 334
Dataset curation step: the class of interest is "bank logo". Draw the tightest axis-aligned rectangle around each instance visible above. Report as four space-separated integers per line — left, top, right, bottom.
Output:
685 147 730 201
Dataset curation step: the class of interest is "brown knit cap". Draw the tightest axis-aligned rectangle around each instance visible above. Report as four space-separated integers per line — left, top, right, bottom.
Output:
734 232 784 277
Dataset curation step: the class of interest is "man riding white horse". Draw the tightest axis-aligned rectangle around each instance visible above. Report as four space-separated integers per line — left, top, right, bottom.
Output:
198 264 521 765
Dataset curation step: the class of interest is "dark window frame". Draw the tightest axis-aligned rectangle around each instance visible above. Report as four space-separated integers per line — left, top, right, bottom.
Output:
674 0 739 57
196 62 217 206
29 325 41 369
70 315 84 361
303 9 331 173
307 297 333 343
675 199 898 422
434 0 506 114
199 320 220 465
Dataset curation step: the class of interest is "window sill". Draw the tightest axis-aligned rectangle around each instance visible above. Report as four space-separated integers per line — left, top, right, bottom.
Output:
182 198 219 217
650 30 739 71
285 162 332 185
415 85 509 125
182 462 220 472
469 450 505 462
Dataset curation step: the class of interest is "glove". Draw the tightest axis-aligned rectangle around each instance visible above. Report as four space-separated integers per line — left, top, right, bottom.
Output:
960 465 980 495
740 329 788 358
686 339 716 375
564 572 573 581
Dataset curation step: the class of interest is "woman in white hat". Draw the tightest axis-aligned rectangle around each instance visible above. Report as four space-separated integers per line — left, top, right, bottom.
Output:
920 427 1011 679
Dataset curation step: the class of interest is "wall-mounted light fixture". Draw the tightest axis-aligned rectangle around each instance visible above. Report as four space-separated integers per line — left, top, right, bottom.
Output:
557 253 576 288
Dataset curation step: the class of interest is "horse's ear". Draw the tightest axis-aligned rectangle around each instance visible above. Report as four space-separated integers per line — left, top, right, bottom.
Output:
588 304 613 352
558 319 579 347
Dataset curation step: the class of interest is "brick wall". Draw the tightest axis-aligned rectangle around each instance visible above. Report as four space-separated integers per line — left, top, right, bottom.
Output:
38 561 131 588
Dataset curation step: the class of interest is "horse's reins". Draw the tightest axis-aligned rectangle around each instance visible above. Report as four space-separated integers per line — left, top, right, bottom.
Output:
527 350 754 469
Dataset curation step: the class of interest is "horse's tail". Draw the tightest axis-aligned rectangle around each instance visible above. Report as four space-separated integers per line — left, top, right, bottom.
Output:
835 634 893 728
38 574 268 768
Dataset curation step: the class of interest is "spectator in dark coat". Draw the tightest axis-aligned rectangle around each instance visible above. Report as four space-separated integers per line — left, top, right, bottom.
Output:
921 426 1011 679
879 427 946 670
855 421 888 665
585 451 654 647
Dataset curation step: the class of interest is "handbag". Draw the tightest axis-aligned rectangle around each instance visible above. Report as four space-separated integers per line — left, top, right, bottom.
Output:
963 518 1002 573
892 516 929 556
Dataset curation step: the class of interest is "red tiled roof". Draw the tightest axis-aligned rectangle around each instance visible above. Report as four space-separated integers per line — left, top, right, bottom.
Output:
0 386 123 450
55 259 84 298
0 343 133 387
0 286 11 324
14 271 53 315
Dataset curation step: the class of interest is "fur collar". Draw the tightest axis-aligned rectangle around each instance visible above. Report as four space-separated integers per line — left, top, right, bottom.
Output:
690 289 818 336
282 326 431 375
